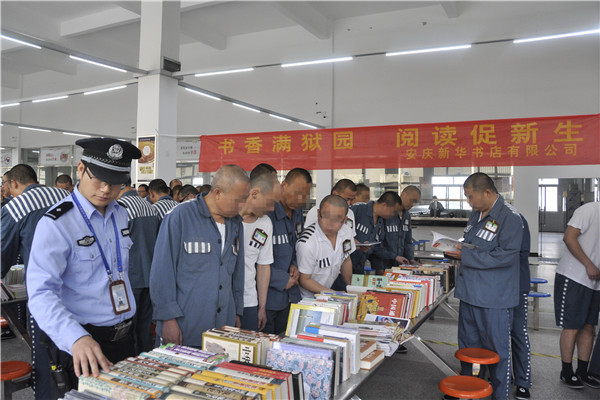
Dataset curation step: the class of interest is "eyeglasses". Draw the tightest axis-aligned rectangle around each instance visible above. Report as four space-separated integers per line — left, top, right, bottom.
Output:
84 168 125 190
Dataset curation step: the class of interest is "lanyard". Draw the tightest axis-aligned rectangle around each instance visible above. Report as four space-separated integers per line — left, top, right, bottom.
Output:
72 194 123 282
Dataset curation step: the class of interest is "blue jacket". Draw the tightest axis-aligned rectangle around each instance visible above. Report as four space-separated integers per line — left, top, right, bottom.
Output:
455 195 523 309
1 184 69 277
149 193 245 347
118 190 160 288
381 213 402 260
266 201 303 311
398 210 414 260
349 201 390 269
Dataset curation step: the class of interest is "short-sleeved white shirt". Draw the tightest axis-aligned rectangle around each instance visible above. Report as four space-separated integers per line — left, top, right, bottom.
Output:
304 205 356 238
556 202 600 290
296 222 356 298
242 215 274 307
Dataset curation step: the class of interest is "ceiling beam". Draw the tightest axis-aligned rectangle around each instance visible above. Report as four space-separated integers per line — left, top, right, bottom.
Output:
441 2 461 18
113 1 141 15
60 7 140 38
271 2 330 40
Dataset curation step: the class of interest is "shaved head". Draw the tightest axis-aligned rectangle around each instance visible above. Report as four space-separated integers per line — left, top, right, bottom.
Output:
211 164 250 192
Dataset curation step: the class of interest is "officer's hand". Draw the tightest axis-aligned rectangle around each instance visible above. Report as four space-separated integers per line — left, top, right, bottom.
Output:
396 256 410 265
235 315 242 328
285 276 298 290
257 307 267 331
586 264 600 280
289 265 300 280
71 335 112 378
162 319 183 345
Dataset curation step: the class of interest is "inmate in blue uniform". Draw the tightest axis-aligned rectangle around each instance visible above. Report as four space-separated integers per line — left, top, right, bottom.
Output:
370 213 403 268
398 209 414 261
266 201 303 333
152 194 179 221
1 183 69 399
118 190 160 353
27 185 136 354
455 194 523 400
349 201 391 273
150 193 244 347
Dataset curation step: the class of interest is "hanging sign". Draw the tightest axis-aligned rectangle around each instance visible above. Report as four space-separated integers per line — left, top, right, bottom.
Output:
176 138 200 161
198 113 600 172
40 146 72 166
137 136 156 181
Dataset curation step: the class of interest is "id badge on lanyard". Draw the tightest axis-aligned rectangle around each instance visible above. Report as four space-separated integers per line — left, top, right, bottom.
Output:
73 194 131 315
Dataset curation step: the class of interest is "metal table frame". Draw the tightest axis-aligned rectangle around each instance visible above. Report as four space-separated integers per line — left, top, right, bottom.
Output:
1 298 32 350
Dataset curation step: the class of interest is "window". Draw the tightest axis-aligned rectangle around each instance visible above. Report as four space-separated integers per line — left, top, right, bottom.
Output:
538 179 558 212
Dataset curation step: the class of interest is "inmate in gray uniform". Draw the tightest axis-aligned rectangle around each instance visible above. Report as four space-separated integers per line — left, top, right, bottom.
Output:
150 192 244 347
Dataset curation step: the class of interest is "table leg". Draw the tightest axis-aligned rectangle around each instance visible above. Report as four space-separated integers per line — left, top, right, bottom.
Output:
406 336 457 377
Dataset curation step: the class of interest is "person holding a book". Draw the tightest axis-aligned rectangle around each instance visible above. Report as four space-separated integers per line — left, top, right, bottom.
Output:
553 200 600 389
26 138 142 398
150 165 249 348
445 173 523 400
265 168 312 334
239 166 281 331
297 194 356 298
349 191 402 275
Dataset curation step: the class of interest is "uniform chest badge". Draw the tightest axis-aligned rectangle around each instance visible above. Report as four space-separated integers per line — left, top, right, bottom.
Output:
404 219 409 225
345 218 353 229
252 228 267 246
295 222 302 235
343 239 352 253
485 219 499 233
121 228 130 237
77 235 96 247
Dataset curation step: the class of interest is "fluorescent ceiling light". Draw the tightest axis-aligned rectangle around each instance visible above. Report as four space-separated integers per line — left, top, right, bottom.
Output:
185 88 221 101
386 44 471 57
233 103 260 113
32 150 40 153
282 57 353 68
63 132 91 137
514 28 600 44
69 55 127 73
269 114 292 122
0 102 20 108
84 85 127 95
32 95 69 103
0 34 41 49
195 68 254 77
299 122 317 129
19 126 51 132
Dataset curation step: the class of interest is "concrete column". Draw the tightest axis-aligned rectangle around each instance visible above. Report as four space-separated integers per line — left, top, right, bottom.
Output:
135 0 180 183
315 169 332 205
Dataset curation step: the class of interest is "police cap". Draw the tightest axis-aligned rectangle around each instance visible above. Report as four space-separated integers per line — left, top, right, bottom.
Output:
76 138 141 185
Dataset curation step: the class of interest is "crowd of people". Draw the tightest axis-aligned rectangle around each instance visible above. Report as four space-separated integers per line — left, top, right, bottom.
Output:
1 137 599 400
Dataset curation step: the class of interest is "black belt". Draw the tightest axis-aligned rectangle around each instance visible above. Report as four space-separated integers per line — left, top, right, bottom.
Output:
83 318 132 343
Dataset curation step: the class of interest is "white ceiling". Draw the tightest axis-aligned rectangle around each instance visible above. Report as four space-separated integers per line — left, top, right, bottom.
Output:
1 1 599 148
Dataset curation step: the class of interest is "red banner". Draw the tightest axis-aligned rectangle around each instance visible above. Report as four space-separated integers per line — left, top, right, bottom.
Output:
198 114 600 172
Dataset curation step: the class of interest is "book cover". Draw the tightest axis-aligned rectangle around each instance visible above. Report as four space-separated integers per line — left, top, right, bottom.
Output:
285 303 338 337
359 340 377 359
360 349 385 370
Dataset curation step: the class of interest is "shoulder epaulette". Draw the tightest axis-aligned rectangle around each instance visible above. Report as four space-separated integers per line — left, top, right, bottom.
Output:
44 201 74 220
297 223 316 243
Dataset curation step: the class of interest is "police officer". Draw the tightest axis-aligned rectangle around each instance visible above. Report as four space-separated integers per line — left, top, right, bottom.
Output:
239 166 281 331
398 185 421 265
445 173 523 400
148 178 179 221
297 195 355 298
117 179 160 353
26 138 142 397
349 191 402 274
150 165 249 346
1 163 70 399
266 168 312 334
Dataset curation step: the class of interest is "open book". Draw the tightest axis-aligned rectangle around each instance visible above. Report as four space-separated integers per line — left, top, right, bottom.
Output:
355 241 381 247
431 231 476 252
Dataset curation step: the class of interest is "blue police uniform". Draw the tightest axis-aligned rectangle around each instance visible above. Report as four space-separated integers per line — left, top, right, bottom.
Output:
510 213 531 389
27 185 136 352
152 195 179 221
398 209 415 261
149 193 245 347
117 190 160 353
455 194 523 400
265 201 303 334
1 183 69 400
349 201 390 273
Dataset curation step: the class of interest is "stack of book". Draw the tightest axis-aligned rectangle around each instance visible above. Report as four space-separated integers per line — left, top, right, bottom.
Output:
344 319 409 356
74 344 228 399
358 340 384 370
202 326 281 365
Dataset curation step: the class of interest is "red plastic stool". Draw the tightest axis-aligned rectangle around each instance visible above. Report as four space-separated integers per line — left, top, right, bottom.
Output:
1 361 32 400
455 348 500 365
439 375 493 399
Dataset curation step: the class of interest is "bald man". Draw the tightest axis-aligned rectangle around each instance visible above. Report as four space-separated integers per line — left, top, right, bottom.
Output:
150 165 250 347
